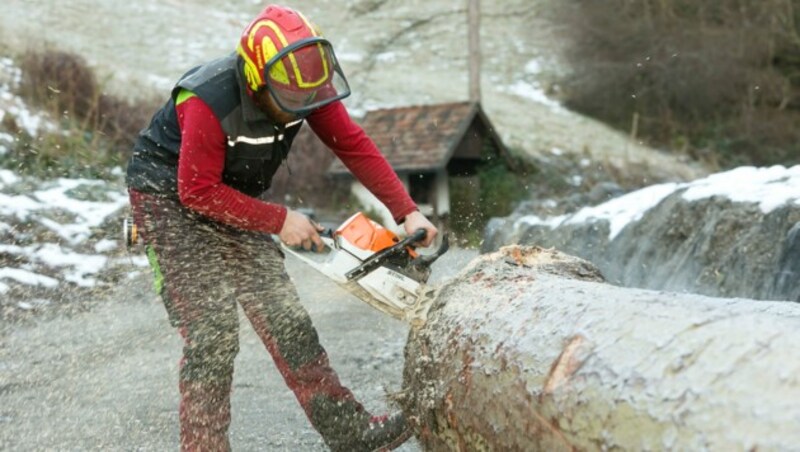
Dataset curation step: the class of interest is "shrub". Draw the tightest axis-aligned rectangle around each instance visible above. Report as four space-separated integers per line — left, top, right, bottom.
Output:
551 0 800 168
449 156 528 245
3 48 158 177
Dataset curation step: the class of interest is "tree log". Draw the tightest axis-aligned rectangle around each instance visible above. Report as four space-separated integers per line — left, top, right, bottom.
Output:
401 246 800 451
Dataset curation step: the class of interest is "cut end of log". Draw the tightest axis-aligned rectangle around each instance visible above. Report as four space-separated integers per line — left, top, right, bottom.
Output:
464 245 605 283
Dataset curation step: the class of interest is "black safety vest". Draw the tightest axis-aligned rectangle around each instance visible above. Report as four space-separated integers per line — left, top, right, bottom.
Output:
125 53 303 198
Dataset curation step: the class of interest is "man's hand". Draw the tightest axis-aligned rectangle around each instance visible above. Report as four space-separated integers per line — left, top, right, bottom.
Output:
279 209 325 252
404 211 438 247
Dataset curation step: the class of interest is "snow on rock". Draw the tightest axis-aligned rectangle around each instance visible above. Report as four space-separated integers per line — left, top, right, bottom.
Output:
682 165 800 213
484 165 800 302
564 183 680 239
511 166 800 241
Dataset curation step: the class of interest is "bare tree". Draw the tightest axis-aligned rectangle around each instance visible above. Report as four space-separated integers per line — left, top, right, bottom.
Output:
551 0 800 167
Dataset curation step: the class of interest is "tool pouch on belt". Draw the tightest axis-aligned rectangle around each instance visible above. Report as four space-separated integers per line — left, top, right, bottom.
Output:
145 245 182 328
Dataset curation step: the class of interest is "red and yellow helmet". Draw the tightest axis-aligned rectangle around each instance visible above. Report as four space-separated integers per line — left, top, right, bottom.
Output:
236 5 351 115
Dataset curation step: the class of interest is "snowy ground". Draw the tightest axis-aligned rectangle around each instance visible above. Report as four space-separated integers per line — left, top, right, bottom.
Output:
0 168 137 314
0 56 139 321
0 57 57 152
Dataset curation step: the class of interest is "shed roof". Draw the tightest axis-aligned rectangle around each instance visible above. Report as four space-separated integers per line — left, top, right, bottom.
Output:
328 101 505 175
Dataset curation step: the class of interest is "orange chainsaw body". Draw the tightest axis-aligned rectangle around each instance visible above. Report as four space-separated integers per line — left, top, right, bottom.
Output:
336 212 418 257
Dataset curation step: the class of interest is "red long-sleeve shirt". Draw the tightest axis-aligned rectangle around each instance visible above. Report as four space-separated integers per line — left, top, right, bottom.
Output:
175 97 416 234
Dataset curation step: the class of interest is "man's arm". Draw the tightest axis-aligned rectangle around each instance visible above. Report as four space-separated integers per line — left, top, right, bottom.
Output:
175 94 322 249
306 101 437 245
306 101 417 222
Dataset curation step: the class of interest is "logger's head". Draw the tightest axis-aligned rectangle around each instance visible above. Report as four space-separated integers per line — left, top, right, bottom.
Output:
236 4 351 120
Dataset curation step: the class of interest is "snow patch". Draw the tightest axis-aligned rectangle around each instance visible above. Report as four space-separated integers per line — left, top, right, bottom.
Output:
0 192 41 219
17 299 51 311
1 243 109 288
0 58 58 137
35 243 108 287
94 239 119 253
336 51 364 63
506 80 565 114
0 268 59 288
0 168 20 187
682 165 800 213
0 172 130 296
27 178 129 244
376 52 398 63
524 59 544 75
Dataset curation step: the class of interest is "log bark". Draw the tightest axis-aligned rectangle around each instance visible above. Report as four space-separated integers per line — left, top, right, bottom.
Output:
401 246 800 451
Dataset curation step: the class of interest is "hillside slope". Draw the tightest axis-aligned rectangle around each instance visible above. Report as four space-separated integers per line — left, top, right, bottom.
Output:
0 0 706 183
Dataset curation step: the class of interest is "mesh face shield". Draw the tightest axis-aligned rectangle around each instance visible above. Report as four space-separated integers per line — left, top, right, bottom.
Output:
263 37 351 116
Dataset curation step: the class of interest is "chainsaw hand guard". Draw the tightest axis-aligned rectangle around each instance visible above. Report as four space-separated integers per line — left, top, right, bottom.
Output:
345 228 428 281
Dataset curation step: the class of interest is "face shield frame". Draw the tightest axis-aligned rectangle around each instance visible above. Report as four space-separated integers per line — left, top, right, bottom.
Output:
262 37 351 116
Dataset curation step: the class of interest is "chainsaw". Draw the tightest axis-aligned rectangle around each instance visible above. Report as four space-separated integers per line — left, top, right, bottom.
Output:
280 212 449 326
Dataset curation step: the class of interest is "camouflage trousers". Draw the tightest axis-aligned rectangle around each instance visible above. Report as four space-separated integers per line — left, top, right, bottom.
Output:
129 190 376 451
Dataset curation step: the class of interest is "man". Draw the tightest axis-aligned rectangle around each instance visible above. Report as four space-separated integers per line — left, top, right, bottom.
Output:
125 4 437 451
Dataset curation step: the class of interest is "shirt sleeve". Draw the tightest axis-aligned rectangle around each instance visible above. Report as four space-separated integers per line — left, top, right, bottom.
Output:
175 94 287 234
306 101 418 223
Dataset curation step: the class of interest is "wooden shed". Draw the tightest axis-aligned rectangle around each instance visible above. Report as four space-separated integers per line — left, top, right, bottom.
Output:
328 101 511 227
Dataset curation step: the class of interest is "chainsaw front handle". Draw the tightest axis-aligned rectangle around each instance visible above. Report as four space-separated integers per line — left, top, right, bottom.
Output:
345 228 448 281
408 228 428 246
412 233 449 269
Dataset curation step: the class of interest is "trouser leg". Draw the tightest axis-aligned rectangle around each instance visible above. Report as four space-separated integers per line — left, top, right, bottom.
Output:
224 234 376 451
130 190 239 452
176 311 238 452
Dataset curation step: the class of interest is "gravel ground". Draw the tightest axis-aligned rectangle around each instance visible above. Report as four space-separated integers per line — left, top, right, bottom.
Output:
0 247 477 451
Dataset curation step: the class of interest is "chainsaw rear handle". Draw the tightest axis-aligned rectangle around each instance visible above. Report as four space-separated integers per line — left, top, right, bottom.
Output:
279 226 334 253
345 228 448 281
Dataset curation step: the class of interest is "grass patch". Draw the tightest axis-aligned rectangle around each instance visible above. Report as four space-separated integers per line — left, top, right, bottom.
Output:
1 47 159 178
